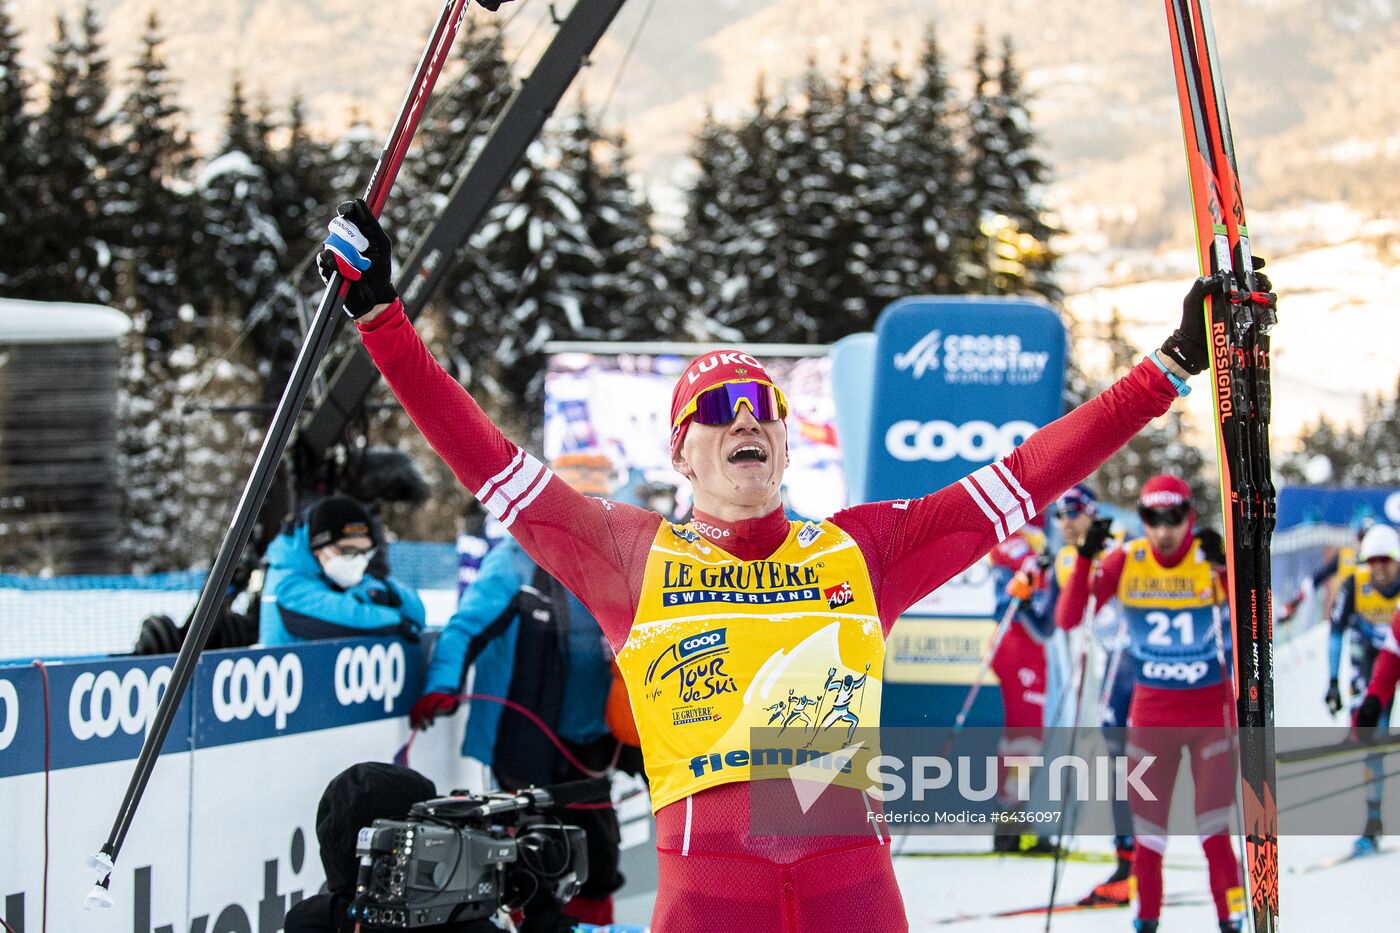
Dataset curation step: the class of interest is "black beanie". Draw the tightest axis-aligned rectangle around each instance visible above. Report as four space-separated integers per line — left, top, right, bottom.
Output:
307 495 372 549
315 762 437 895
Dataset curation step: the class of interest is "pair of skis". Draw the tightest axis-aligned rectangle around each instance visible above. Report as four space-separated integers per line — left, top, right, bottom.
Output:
933 891 1212 926
1163 1 1280 931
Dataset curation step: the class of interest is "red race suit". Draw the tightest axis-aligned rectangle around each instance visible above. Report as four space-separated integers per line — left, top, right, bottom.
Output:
359 301 1178 933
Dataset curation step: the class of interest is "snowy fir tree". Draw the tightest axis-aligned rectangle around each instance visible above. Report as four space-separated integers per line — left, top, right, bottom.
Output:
274 95 335 272
462 134 606 418
107 13 202 570
1281 376 1400 486
963 29 1059 299
1081 308 1211 513
592 130 682 341
106 11 197 356
28 16 92 300
889 27 971 295
70 1 119 301
197 76 286 339
844 47 921 315
674 105 747 341
393 14 516 245
0 1 41 291
989 36 1058 300
678 80 802 342
781 61 872 343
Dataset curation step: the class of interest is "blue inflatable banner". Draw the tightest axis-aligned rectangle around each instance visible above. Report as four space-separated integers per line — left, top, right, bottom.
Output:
1275 485 1400 532
829 333 877 505
864 297 1066 504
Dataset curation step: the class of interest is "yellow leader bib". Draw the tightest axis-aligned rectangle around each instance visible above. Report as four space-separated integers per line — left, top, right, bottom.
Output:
1337 546 1358 584
617 519 883 811
1117 537 1228 689
1354 563 1399 629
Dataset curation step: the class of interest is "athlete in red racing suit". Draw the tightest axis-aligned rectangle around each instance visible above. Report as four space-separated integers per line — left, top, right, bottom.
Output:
320 199 1228 932
1056 475 1241 933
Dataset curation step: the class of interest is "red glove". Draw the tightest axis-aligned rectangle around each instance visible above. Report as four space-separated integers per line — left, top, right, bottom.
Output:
410 692 460 730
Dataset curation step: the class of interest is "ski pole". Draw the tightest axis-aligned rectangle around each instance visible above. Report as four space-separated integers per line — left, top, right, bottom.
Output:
945 597 1023 754
85 0 480 907
1096 618 1128 723
1044 596 1097 931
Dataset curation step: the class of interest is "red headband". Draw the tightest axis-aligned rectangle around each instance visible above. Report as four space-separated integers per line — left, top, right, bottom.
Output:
669 349 781 458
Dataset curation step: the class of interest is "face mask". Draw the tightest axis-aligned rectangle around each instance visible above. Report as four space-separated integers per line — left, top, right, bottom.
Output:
322 552 370 589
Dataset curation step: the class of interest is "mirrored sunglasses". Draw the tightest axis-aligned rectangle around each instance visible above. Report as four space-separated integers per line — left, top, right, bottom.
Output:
680 381 786 427
1138 504 1190 528
333 544 376 559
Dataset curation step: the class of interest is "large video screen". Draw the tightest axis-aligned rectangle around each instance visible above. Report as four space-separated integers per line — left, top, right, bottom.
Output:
544 346 845 521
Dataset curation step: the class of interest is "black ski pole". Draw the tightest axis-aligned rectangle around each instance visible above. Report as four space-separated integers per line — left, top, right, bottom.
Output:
85 0 480 908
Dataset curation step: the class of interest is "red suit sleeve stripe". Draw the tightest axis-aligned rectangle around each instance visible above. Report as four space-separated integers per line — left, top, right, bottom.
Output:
960 473 1011 540
991 462 1034 522
960 462 1033 542
478 449 549 528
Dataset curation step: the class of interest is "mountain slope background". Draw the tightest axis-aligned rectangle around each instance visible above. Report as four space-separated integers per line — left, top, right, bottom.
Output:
11 0 1399 248
10 0 1400 445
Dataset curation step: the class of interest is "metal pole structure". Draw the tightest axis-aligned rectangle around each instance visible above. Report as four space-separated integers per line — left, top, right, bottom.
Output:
1044 596 1098 931
86 0 478 905
945 597 1023 754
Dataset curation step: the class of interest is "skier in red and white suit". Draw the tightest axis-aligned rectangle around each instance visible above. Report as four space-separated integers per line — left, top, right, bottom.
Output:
986 527 1057 851
319 200 1235 933
1056 475 1242 933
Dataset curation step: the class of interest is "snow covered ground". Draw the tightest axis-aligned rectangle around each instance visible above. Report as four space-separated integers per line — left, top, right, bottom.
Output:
1062 214 1400 451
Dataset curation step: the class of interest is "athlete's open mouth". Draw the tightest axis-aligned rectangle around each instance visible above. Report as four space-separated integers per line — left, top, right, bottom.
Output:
727 444 768 464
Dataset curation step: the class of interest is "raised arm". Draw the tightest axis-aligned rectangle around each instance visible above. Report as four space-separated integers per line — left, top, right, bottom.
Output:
320 201 660 645
835 357 1176 630
831 272 1277 632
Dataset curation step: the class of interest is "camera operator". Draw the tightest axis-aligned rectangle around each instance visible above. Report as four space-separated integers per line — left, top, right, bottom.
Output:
285 762 486 933
411 455 625 926
286 762 587 933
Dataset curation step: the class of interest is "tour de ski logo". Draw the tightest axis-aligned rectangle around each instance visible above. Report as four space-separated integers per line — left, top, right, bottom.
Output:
644 628 738 709
824 581 854 609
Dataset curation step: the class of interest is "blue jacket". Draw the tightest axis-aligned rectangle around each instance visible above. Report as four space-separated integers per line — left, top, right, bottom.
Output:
426 537 612 764
259 524 426 646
